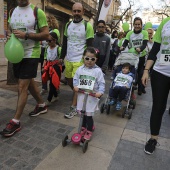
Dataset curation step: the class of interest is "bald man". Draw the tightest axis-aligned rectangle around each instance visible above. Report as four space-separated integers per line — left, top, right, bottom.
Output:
60 2 94 119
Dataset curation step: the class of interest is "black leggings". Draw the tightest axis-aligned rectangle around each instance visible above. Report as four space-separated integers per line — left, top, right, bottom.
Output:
82 115 94 131
47 64 61 102
137 56 145 91
150 70 170 135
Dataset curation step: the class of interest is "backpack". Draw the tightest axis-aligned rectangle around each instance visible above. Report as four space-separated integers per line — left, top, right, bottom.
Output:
66 20 87 31
9 6 39 31
112 39 119 55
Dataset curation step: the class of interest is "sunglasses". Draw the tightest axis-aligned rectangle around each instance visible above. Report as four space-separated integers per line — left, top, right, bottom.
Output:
84 57 96 61
98 26 105 28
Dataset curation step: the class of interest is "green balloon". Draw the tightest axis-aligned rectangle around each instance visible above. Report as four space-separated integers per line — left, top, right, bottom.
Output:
4 33 24 63
144 22 152 30
122 22 129 32
128 48 138 55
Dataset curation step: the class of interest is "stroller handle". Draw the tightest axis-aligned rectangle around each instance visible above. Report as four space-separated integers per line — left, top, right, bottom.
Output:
78 89 96 97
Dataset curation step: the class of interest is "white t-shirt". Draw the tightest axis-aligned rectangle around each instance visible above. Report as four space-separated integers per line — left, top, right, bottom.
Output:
64 20 94 62
9 4 48 58
46 46 59 61
153 18 170 77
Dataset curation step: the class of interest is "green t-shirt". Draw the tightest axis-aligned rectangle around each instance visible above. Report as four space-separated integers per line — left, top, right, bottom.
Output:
125 30 149 57
64 20 94 62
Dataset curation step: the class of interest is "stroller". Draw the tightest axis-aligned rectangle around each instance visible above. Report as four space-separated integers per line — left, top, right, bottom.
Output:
100 52 139 119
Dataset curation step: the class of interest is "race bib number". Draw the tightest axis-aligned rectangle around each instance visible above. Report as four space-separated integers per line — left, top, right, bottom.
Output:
132 39 142 48
159 50 170 65
115 76 128 84
78 75 95 90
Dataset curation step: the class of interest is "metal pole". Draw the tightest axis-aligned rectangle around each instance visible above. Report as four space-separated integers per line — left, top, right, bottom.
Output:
94 0 104 32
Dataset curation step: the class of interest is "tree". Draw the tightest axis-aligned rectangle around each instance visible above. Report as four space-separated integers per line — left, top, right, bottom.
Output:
151 0 170 17
112 0 141 30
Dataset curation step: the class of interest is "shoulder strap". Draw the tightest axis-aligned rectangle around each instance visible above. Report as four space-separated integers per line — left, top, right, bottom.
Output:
67 20 87 31
9 8 15 18
57 46 61 58
33 6 39 31
84 20 87 31
67 21 72 29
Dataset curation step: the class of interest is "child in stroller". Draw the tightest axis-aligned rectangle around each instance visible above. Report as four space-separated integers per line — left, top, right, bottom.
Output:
109 63 133 110
100 51 139 118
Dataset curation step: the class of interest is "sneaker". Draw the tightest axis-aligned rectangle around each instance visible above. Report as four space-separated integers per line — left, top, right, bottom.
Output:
109 99 115 105
84 130 92 140
116 101 122 110
64 106 77 119
40 89 48 95
80 127 87 137
51 96 58 103
46 100 51 106
0 120 21 137
144 138 157 155
29 105 47 117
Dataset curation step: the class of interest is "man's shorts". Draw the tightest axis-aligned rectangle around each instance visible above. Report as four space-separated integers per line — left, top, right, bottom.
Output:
13 58 39 79
64 60 83 78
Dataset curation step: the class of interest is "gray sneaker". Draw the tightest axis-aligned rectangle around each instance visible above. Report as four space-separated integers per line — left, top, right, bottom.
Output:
40 89 48 95
64 106 77 119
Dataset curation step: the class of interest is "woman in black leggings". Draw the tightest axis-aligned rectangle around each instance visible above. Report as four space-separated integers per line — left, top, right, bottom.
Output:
142 17 170 155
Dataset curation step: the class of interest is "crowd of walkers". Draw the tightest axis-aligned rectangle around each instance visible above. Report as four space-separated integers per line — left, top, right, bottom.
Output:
1 0 169 156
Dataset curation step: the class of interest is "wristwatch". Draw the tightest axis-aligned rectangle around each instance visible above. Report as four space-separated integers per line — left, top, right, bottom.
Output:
25 32 29 40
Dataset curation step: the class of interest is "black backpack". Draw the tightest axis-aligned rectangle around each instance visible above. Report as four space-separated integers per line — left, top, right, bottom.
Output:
112 39 119 55
66 20 87 31
9 6 39 31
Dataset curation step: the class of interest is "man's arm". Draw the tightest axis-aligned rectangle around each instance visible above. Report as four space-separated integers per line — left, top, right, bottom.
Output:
60 35 67 60
12 26 49 41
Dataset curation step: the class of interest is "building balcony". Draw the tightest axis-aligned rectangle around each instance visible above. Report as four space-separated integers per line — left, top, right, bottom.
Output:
68 0 97 15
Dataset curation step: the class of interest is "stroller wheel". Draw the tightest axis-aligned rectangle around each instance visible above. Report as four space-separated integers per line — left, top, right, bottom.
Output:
62 135 68 147
82 140 88 153
122 107 126 118
100 103 105 113
128 109 133 119
106 104 110 115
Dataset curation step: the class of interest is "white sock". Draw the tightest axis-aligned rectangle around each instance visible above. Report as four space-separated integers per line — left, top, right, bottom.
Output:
12 118 20 124
38 103 45 107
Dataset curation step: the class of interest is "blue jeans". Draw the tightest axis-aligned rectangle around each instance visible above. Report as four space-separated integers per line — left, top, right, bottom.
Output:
109 86 128 101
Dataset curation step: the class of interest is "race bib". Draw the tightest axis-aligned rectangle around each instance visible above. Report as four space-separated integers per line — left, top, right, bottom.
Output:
78 75 96 91
132 39 142 48
159 50 170 65
115 76 128 84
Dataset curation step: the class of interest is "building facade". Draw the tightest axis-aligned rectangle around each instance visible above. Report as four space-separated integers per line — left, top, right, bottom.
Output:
105 0 121 32
0 0 98 65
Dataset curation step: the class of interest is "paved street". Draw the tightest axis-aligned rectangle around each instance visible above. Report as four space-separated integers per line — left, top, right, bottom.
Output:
0 64 170 170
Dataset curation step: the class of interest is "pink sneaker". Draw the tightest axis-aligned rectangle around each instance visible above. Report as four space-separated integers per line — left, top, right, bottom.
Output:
80 127 87 136
84 130 92 141
92 125 95 131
